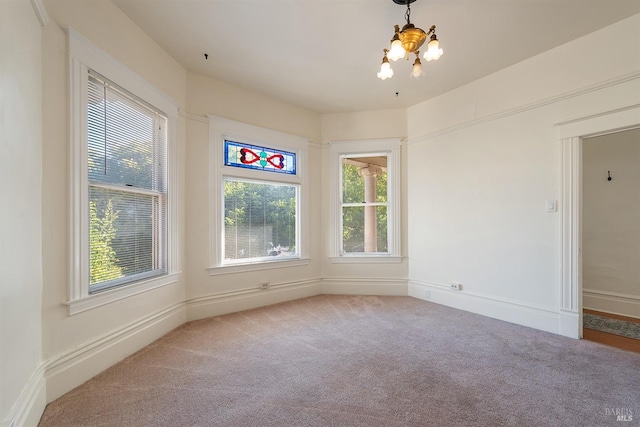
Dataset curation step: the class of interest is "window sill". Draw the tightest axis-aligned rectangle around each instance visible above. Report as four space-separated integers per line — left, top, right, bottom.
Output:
207 258 310 275
67 273 180 315
330 255 403 264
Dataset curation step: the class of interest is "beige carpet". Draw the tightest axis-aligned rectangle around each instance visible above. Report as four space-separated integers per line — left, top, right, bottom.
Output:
39 295 640 426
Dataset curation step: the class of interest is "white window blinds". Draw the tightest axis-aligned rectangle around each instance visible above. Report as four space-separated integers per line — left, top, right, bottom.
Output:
87 71 168 293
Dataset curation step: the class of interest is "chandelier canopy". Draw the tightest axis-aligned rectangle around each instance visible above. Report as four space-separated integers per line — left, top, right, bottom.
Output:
377 0 443 80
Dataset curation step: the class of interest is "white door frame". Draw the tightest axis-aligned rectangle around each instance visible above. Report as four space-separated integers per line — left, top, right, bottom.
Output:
557 105 640 339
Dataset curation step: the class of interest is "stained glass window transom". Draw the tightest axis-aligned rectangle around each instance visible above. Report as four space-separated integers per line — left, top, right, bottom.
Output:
224 140 296 175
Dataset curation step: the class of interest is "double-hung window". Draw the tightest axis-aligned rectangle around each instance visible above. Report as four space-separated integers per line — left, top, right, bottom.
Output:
86 72 167 292
69 29 179 313
330 139 402 262
209 117 308 273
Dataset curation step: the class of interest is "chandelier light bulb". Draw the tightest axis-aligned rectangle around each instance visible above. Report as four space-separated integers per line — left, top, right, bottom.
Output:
377 50 394 80
411 56 424 79
377 61 394 80
388 38 406 61
424 38 443 61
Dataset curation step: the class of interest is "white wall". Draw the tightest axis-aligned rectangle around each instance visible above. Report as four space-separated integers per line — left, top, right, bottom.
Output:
40 0 188 404
320 110 409 294
184 72 323 320
406 14 640 334
0 1 45 426
583 128 640 319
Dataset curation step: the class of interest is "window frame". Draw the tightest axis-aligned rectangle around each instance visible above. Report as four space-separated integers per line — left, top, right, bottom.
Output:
329 139 402 263
222 176 300 265
68 28 180 315
208 116 309 275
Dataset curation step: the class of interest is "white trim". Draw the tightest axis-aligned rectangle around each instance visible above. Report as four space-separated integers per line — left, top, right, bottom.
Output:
29 0 49 26
167 114 179 273
321 277 408 296
583 288 640 303
67 28 181 310
329 138 402 260
180 110 208 123
208 116 309 269
69 54 88 302
45 303 186 402
409 71 640 144
559 309 580 339
186 278 321 321
559 136 581 338
67 273 180 315
555 104 640 139
583 289 640 319
329 256 403 264
2 363 46 427
207 258 310 275
557 104 640 339
408 280 560 334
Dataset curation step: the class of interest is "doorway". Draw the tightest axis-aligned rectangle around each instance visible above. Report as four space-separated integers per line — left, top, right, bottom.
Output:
581 128 640 352
558 105 640 340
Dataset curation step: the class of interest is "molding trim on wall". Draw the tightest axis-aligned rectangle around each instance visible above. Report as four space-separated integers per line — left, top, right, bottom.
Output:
44 303 186 402
186 278 322 321
584 288 640 319
555 104 640 140
555 103 640 129
207 258 310 276
180 110 208 123
584 288 640 303
2 362 46 427
408 71 640 145
321 277 408 296
30 0 49 26
329 256 403 264
408 280 560 334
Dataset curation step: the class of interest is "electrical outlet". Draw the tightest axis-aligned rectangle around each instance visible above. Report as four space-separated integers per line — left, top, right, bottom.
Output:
450 282 462 291
259 282 270 290
424 290 431 299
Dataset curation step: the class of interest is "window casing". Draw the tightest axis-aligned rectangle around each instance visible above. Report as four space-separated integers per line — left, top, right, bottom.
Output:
69 28 179 314
209 117 309 274
330 139 402 263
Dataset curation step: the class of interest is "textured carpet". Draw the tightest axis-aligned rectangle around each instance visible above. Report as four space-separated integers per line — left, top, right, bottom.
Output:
584 313 640 340
39 295 640 426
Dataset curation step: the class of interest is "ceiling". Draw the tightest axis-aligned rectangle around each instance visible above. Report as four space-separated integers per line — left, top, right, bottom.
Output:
111 0 640 114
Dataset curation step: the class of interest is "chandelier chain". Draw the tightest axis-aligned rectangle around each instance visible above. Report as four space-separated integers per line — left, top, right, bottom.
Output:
405 1 411 24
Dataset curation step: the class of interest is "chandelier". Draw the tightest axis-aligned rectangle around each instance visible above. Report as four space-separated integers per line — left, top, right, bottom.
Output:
377 0 443 80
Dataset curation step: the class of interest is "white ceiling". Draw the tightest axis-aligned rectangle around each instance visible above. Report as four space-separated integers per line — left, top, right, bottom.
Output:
111 0 640 114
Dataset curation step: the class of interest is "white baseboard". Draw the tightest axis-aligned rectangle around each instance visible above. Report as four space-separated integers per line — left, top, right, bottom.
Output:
583 288 640 319
559 309 580 339
408 280 561 335
2 363 46 427
44 303 186 402
186 279 322 321
321 277 408 296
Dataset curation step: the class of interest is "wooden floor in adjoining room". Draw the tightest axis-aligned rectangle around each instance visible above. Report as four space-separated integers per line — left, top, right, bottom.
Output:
583 309 640 354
